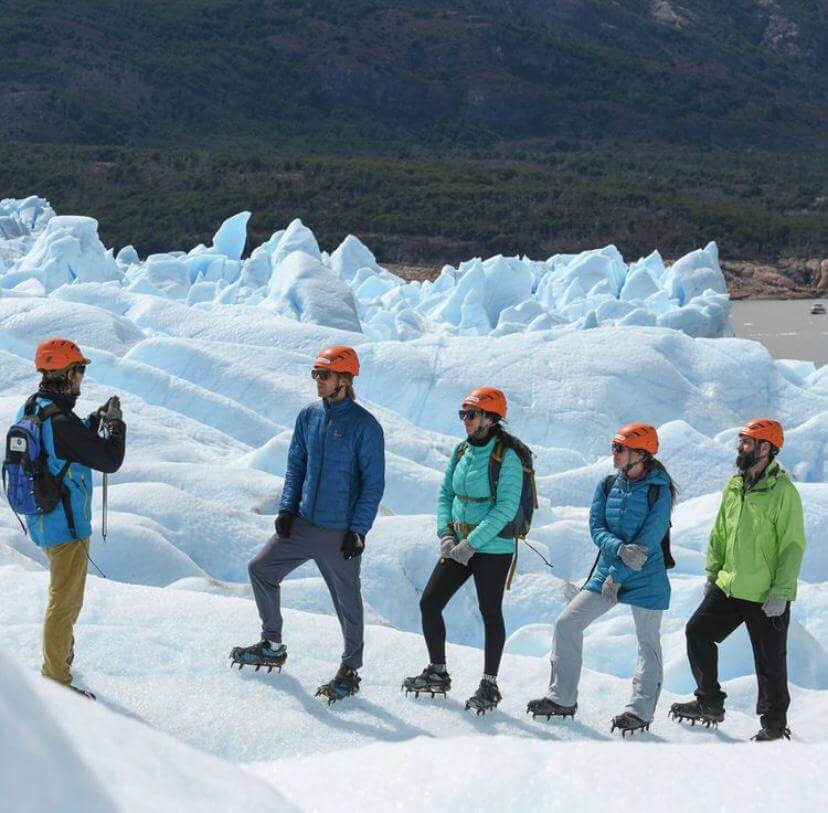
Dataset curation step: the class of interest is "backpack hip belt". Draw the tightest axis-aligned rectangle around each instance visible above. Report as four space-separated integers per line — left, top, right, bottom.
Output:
454 493 492 503
450 521 478 538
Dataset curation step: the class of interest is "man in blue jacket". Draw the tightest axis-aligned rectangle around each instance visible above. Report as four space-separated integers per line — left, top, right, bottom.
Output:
231 345 385 703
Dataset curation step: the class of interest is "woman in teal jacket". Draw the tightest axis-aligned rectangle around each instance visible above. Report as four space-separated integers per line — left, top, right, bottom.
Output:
403 387 523 714
527 423 675 735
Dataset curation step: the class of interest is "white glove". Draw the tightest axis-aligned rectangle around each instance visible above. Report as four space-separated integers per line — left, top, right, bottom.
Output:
762 596 786 618
601 575 620 605
439 535 457 558
619 544 647 571
447 539 475 567
704 574 718 596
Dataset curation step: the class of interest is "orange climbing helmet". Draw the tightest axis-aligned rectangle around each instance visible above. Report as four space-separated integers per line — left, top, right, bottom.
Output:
312 345 360 376
613 423 659 455
35 338 91 372
738 418 784 450
461 387 507 419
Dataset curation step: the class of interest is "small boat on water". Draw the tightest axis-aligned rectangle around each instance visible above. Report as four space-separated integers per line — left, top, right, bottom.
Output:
811 303 826 315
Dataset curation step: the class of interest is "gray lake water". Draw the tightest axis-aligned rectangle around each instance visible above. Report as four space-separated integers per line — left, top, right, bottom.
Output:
730 299 828 368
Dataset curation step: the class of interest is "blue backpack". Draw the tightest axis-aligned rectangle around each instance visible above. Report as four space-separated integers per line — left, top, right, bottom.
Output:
2 394 76 536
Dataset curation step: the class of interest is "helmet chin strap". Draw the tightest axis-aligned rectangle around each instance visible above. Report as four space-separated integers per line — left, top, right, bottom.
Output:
324 373 346 402
618 449 646 475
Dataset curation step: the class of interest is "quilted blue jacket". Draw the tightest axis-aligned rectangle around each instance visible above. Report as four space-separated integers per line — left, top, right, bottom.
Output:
584 467 672 610
279 397 385 535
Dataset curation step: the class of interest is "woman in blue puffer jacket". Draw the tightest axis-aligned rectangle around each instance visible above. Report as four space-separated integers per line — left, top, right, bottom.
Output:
527 423 676 735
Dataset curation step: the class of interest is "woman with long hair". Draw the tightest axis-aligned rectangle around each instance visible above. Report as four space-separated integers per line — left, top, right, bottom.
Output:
402 386 523 715
527 422 675 735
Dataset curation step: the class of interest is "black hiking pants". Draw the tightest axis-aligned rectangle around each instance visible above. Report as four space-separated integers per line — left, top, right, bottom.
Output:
685 585 791 729
420 552 513 676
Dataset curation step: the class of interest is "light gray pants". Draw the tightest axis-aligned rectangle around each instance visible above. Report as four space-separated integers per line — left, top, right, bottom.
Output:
248 516 364 670
547 589 663 722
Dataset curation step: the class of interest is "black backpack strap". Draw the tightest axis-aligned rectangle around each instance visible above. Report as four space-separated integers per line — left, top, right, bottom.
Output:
23 393 40 417
35 401 77 535
37 403 65 421
59 479 77 538
646 483 676 569
489 439 505 497
603 474 617 499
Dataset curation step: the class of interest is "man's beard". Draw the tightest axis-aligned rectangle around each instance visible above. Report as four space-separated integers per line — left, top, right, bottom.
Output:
737 449 757 472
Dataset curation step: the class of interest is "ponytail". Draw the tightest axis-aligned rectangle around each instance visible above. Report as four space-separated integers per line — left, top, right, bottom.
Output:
341 373 356 401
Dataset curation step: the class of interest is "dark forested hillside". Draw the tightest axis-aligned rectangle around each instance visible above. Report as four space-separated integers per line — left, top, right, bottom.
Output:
2 0 826 150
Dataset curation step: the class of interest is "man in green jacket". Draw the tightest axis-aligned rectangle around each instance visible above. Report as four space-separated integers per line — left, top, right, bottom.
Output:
670 419 806 741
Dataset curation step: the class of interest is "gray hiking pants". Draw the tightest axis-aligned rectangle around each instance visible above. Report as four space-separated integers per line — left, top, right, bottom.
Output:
547 589 664 722
248 516 364 670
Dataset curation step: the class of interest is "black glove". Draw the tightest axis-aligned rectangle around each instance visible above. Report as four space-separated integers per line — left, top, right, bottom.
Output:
103 396 122 424
275 511 293 539
91 396 122 431
341 530 365 560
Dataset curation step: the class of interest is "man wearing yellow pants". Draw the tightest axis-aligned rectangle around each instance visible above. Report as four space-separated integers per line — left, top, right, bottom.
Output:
44 537 91 684
15 339 126 697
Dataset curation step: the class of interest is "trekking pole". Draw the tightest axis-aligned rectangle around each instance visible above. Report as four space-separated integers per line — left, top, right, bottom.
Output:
102 471 108 542
98 414 109 542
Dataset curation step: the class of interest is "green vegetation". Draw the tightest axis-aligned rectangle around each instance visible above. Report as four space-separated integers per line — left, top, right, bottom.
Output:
2 142 824 263
1 2 826 264
1 1 826 151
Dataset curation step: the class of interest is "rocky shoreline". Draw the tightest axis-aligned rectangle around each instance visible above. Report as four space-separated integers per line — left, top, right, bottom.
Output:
722 258 828 300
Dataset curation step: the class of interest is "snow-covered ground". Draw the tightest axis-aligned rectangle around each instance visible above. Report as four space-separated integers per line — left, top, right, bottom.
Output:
1 199 827 811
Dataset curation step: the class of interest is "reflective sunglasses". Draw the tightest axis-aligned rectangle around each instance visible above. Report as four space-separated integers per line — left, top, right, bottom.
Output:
611 442 625 454
311 369 332 381
458 408 482 421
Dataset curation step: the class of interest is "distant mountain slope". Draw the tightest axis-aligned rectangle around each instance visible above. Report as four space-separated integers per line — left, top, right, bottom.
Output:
1 0 826 151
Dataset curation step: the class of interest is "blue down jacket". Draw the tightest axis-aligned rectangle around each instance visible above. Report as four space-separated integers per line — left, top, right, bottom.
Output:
584 467 672 610
279 397 385 535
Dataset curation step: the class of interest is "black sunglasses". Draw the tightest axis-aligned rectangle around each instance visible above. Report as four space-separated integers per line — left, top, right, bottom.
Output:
311 369 332 381
611 443 625 453
70 364 87 375
458 409 482 421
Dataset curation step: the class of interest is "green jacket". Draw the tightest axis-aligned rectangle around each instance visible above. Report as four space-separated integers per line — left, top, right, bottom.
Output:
706 461 806 602
437 436 523 554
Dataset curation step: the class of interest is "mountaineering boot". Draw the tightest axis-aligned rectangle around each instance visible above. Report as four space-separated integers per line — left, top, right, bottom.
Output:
668 699 725 728
229 640 287 673
402 666 452 698
751 726 791 742
611 711 650 737
69 685 96 701
315 665 361 705
526 697 577 720
465 678 502 715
